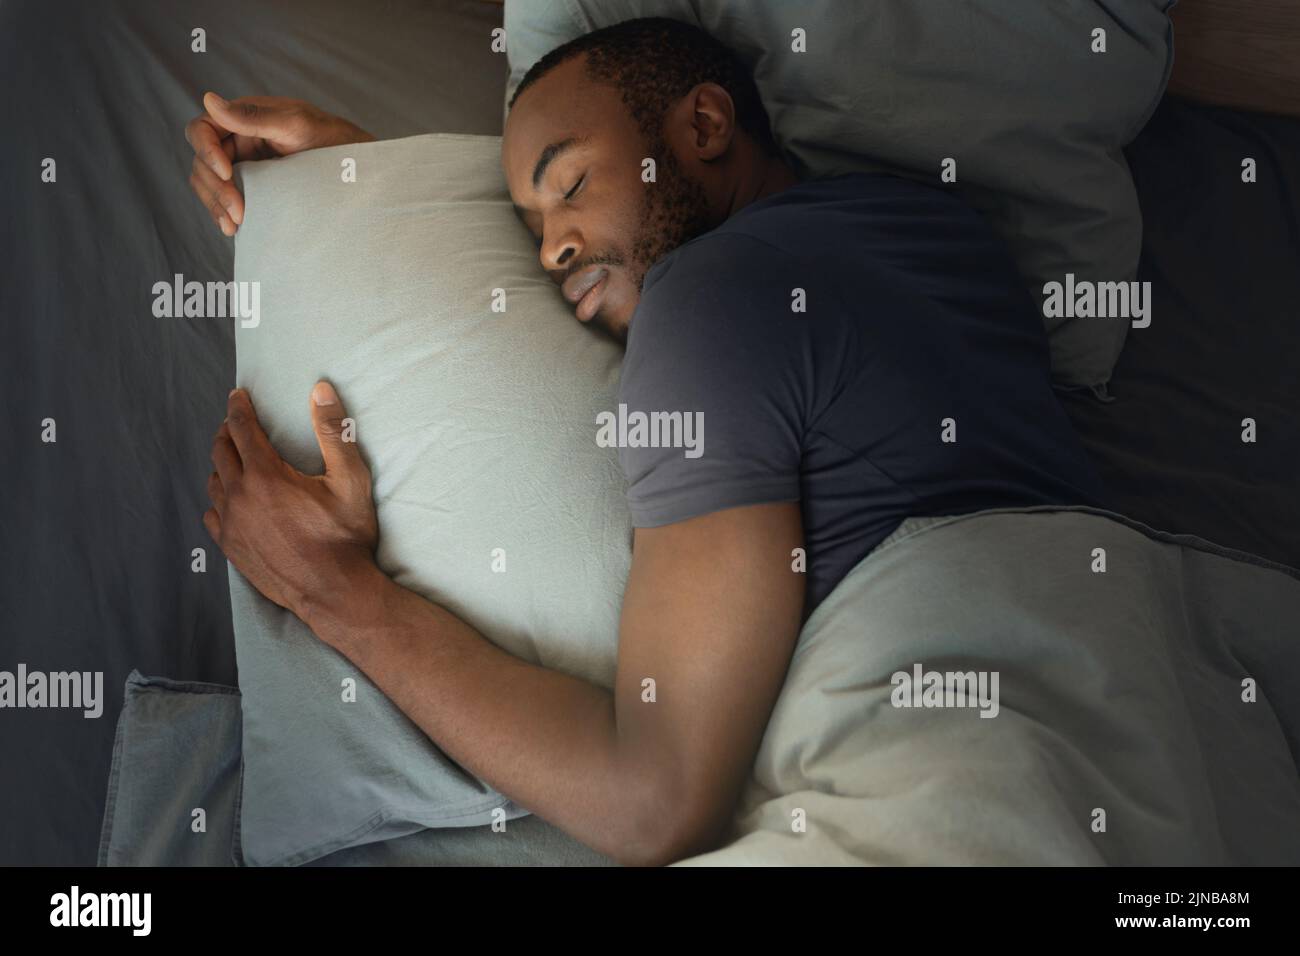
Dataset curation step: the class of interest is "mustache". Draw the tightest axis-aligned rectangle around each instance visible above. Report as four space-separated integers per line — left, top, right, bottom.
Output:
563 253 624 285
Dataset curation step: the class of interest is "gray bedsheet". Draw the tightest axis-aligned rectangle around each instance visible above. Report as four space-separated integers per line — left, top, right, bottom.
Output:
97 671 614 866
1063 96 1300 568
1 0 509 866
4 2 1298 866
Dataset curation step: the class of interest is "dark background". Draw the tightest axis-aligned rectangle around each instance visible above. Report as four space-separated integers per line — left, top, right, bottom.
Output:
1 0 509 865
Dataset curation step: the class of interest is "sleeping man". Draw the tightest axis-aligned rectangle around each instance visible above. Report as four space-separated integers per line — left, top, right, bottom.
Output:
186 17 1103 865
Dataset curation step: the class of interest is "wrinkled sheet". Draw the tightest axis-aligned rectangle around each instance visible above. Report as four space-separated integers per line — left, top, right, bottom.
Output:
1 0 509 865
97 671 614 866
1063 96 1300 571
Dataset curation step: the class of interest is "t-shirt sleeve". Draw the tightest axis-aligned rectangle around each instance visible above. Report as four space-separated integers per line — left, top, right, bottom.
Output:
614 232 810 527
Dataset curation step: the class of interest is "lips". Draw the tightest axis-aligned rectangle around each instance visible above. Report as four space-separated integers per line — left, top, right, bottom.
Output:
563 266 608 304
575 272 608 323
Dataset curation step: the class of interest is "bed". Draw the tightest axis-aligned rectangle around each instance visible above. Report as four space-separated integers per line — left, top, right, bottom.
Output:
1 0 1297 865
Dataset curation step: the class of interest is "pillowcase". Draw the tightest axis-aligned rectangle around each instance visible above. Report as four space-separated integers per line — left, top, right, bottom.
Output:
502 0 1175 392
230 133 631 866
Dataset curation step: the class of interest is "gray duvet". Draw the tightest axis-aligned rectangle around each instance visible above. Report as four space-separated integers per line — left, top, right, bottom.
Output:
682 507 1300 865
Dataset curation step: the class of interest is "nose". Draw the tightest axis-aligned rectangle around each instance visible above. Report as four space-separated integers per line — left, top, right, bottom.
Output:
540 220 582 284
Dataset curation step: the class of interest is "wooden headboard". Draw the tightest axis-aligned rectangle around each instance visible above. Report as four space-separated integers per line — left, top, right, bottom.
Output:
1168 0 1300 116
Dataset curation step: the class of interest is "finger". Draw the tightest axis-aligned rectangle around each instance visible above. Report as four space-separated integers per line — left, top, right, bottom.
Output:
185 112 234 180
225 388 278 466
189 157 244 233
204 91 299 143
211 422 242 484
207 469 227 512
310 380 368 482
202 507 222 543
191 155 244 224
188 161 233 235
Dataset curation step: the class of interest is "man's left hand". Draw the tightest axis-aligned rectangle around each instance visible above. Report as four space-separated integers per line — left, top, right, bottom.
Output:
204 382 379 619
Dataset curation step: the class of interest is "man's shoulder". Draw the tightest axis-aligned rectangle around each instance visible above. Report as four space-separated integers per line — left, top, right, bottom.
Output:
620 224 814 402
639 171 948 299
627 227 808 368
640 227 798 302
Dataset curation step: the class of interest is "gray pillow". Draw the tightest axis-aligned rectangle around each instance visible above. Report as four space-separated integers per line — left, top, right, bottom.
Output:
502 0 1175 392
231 133 631 866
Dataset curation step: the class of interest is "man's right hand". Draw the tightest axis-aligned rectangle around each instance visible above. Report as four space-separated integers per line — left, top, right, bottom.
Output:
185 92 375 236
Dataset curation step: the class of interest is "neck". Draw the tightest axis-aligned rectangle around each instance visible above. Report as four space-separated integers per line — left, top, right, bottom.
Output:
754 154 800 200
724 152 799 222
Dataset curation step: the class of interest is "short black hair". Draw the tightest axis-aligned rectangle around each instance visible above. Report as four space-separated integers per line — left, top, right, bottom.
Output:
508 16 782 159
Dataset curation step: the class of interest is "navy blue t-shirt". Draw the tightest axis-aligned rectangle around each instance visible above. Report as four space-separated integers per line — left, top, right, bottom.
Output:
616 172 1104 615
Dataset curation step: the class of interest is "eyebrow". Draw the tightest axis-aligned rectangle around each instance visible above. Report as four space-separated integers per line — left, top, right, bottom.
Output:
512 135 589 224
532 136 585 190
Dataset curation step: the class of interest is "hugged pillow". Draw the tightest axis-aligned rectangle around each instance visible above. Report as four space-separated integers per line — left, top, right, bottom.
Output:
502 0 1175 391
230 134 631 866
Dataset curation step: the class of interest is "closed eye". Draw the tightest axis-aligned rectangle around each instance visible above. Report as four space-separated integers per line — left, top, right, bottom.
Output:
565 174 586 201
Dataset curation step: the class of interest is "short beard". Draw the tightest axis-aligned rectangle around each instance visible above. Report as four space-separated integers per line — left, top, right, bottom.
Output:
628 135 715 293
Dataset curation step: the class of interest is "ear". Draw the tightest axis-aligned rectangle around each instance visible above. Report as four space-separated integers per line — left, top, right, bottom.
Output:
685 82 737 160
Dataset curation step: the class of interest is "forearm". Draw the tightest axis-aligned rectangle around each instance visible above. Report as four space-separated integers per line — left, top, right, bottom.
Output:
299 563 666 864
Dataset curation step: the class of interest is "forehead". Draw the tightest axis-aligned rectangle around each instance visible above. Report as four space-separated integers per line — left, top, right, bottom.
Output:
501 56 626 204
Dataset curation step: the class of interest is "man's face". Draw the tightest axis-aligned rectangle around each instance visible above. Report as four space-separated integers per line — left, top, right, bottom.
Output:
502 55 715 344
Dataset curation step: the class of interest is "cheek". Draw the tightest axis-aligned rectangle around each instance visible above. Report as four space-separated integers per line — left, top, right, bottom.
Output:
605 205 643 260
599 164 652 242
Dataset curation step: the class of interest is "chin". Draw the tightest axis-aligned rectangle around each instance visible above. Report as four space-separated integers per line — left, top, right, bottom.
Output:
595 282 635 344
592 312 629 346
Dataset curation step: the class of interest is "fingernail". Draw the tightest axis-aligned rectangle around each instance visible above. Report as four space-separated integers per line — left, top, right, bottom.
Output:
313 381 337 406
210 92 228 107
229 388 239 398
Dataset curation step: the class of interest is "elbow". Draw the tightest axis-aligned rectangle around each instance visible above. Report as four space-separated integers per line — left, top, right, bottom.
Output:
612 782 730 868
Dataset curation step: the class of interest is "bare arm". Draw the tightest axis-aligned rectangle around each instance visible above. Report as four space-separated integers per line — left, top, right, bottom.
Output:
206 386 806 866
302 502 805 866
1168 0 1300 117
